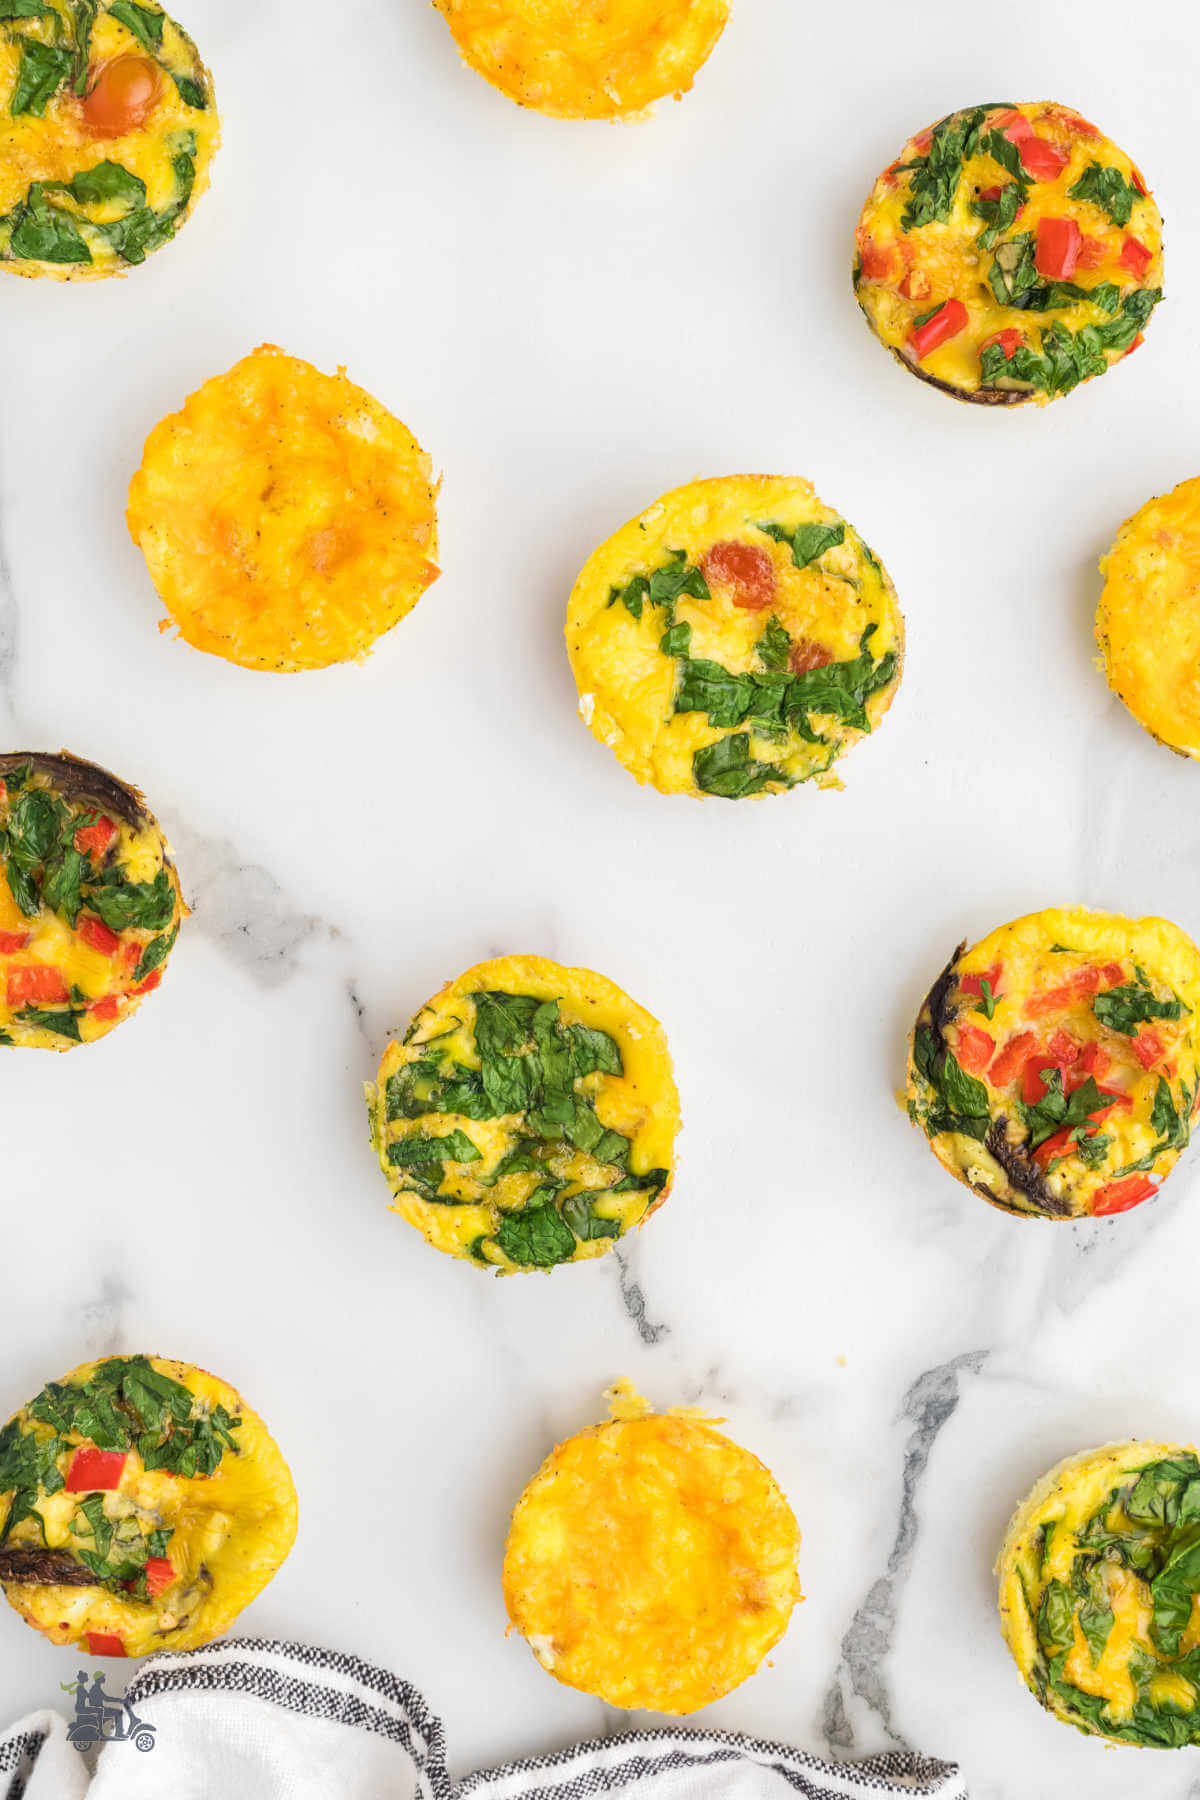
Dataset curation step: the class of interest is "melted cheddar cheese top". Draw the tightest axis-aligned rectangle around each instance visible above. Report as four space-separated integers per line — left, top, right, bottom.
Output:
0 754 184 1051
1097 476 1200 760
999 1442 1200 1746
503 1396 801 1713
906 907 1200 1220
567 475 903 800
0 1356 296 1658
855 103 1162 405
432 0 729 120
0 0 217 280
127 345 440 674
367 954 679 1273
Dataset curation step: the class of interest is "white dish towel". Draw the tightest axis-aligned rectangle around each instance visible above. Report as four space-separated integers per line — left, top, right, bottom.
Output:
0 1637 966 1800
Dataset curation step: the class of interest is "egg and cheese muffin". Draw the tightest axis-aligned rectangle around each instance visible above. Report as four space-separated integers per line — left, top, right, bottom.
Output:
855 103 1162 404
999 1442 1200 1747
366 954 679 1273
503 1383 801 1713
0 0 216 280
567 476 903 799
127 345 440 673
1097 477 1200 760
432 0 728 121
0 752 184 1050
906 908 1200 1220
0 1355 296 1658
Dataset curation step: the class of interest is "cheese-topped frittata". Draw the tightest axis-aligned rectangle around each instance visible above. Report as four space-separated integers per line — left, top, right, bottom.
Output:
366 954 680 1273
502 1385 801 1714
855 103 1162 405
0 1356 296 1658
1097 476 1200 759
906 908 1200 1220
0 752 185 1051
999 1443 1200 1747
567 476 903 799
0 0 217 280
127 345 440 674
432 0 729 120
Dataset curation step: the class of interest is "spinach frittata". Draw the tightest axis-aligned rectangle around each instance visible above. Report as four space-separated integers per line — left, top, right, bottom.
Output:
366 954 680 1273
1097 476 1200 760
566 476 903 799
855 103 1162 404
906 907 1200 1220
0 0 217 280
1000 1443 1200 1747
0 1355 296 1657
0 752 185 1050
503 1382 801 1713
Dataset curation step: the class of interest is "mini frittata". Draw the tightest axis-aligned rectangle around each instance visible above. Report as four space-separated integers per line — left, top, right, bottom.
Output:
1097 476 1200 760
366 954 679 1273
999 1442 1200 1747
1 0 217 281
432 0 729 121
566 476 903 799
502 1382 801 1714
0 1355 297 1658
855 103 1162 405
0 752 185 1051
127 345 440 673
906 908 1200 1220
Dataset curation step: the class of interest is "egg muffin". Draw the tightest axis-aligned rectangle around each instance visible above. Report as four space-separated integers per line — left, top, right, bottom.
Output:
0 0 217 281
0 752 185 1050
566 476 903 799
1096 477 1200 759
906 908 1200 1220
0 1355 296 1658
366 954 679 1273
127 345 440 673
855 103 1162 405
998 1442 1200 1747
432 0 728 121
503 1383 801 1713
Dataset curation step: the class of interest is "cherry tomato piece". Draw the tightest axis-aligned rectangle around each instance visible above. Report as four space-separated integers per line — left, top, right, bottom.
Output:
82 56 160 137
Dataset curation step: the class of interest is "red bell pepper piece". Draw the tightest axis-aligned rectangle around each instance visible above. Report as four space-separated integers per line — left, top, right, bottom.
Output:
899 268 931 301
144 1557 176 1596
131 968 162 997
1035 217 1081 279
0 930 30 953
74 816 115 857
1092 1174 1157 1216
991 109 1033 144
66 1447 127 1492
908 299 968 361
989 1032 1036 1087
1120 236 1153 277
1026 966 1102 1017
1022 1054 1068 1105
1131 166 1148 197
1047 1029 1081 1064
1127 333 1145 356
982 329 1023 360
6 964 69 1006
1018 136 1069 182
1075 1041 1111 1081
78 915 120 956
857 235 894 281
961 962 1003 1001
86 1633 126 1658
956 1026 995 1074
1075 235 1108 269
1033 1127 1078 1170
89 995 120 1020
1133 1028 1165 1069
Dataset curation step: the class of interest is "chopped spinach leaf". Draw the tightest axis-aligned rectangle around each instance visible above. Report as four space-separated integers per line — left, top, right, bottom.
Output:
989 233 1039 306
607 550 709 621
900 107 989 230
1017 1070 1113 1153
562 1193 622 1241
1069 162 1139 228
494 1202 576 1268
87 867 175 933
971 180 1025 249
757 519 845 569
10 40 71 116
1094 973 1185 1036
659 621 691 657
132 926 176 984
979 290 1162 395
912 1023 990 1140
757 616 791 670
15 1007 81 1042
107 0 164 48
56 160 146 208
387 1129 481 1168
693 734 788 799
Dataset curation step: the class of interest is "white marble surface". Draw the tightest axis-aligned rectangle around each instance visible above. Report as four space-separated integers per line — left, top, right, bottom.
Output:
3 0 1200 1794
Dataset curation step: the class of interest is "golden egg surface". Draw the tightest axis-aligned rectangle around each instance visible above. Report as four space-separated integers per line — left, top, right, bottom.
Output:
126 345 440 673
906 907 1200 1220
432 0 729 120
1097 476 1200 759
502 1398 801 1713
365 953 680 1273
998 1442 1200 1746
0 1355 297 1657
566 475 903 799
855 103 1162 405
0 0 218 280
0 752 185 1051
